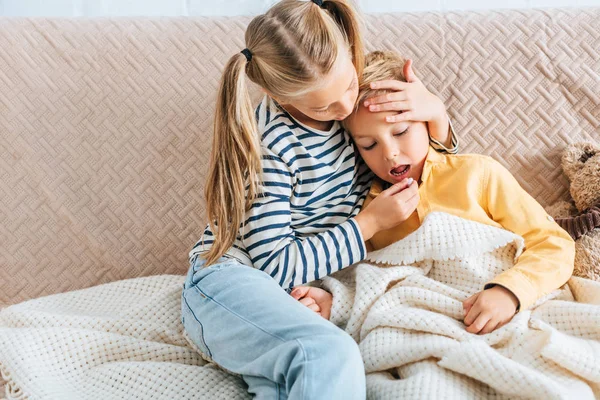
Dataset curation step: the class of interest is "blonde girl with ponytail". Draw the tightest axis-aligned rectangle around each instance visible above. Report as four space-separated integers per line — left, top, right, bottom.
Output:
181 1 458 397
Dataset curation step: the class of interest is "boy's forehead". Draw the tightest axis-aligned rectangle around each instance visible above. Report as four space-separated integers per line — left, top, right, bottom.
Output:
347 106 396 137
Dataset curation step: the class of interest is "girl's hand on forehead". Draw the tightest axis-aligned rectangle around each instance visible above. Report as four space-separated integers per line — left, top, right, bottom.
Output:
364 59 447 124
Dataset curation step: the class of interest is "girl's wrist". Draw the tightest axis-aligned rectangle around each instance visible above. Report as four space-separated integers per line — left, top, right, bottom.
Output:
355 211 377 242
428 110 451 147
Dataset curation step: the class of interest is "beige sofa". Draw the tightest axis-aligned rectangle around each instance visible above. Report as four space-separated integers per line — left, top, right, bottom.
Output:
0 7 599 398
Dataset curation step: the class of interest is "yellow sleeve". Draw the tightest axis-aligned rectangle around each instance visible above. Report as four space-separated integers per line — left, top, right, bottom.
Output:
481 158 575 311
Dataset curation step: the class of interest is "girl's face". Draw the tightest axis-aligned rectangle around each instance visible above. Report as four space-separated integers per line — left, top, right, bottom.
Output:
345 103 430 185
282 55 359 124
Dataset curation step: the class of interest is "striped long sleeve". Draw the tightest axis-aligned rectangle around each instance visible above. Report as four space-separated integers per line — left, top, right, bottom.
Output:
240 147 368 289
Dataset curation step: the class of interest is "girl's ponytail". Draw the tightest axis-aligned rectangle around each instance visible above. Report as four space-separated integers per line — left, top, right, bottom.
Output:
203 53 262 266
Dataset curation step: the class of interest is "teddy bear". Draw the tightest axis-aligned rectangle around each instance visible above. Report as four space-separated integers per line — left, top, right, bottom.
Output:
545 142 600 281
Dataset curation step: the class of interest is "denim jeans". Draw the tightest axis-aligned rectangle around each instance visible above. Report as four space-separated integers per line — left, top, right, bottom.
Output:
181 255 366 400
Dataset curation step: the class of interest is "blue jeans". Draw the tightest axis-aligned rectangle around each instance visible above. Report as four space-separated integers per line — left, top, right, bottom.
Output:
181 255 366 400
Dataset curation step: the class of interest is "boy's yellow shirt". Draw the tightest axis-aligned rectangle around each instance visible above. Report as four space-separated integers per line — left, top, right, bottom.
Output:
363 146 575 310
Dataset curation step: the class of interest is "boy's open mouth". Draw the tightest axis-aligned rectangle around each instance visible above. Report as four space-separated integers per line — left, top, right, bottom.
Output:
390 164 410 177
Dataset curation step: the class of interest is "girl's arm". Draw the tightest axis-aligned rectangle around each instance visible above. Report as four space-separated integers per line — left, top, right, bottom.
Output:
240 147 368 291
429 118 459 154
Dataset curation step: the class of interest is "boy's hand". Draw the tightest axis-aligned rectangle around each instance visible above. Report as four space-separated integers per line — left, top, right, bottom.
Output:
463 286 519 334
363 59 447 125
290 286 333 320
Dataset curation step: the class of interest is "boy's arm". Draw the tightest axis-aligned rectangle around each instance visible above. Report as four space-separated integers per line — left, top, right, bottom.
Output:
481 158 575 311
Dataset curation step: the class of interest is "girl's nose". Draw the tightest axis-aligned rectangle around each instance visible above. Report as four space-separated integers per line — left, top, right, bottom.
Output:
337 96 354 119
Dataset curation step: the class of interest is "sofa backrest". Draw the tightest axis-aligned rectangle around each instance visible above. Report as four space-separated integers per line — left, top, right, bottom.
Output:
1 8 598 307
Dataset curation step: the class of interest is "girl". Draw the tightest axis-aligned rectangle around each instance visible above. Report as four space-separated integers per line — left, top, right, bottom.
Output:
181 1 457 398
339 50 575 335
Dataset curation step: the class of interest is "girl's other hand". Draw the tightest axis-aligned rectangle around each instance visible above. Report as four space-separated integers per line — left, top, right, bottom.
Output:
290 286 333 320
356 177 419 240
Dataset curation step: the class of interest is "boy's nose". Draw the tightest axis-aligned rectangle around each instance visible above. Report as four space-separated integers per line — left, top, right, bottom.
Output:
384 147 398 161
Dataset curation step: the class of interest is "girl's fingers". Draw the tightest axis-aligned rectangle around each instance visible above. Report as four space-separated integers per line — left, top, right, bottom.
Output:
382 178 414 196
368 100 411 113
403 59 419 83
406 191 420 211
290 286 309 300
390 180 417 199
385 112 413 123
365 91 409 107
308 303 321 313
368 80 410 92
299 297 316 307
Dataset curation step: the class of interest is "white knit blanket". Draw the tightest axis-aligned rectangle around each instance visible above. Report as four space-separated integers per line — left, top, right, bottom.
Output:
0 275 251 400
1 212 599 399
322 212 600 399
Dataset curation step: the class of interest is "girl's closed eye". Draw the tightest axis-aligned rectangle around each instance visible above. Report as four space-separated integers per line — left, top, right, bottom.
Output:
315 108 330 114
362 142 376 151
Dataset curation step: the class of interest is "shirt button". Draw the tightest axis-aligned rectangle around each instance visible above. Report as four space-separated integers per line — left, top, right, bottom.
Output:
547 215 554 222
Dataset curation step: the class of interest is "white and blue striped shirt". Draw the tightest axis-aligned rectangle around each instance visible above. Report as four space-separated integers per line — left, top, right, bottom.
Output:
190 96 457 290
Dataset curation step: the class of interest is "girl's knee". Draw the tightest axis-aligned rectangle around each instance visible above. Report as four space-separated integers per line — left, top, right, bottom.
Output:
326 332 362 362
303 330 362 365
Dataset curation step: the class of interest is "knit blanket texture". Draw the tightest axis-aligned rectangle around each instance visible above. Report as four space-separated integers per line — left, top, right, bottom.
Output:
321 212 600 399
1 212 599 399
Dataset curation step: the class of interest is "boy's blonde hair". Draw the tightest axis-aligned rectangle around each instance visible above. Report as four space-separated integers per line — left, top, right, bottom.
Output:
204 0 365 266
354 50 409 113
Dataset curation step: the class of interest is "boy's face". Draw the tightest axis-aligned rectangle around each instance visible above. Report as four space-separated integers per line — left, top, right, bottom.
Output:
345 103 430 185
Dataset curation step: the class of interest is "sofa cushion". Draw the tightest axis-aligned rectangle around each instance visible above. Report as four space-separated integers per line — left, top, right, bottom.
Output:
0 8 598 306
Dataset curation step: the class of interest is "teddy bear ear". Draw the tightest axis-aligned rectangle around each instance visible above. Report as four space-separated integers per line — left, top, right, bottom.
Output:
561 142 600 181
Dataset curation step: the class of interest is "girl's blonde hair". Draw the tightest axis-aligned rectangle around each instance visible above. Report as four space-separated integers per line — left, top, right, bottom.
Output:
204 0 365 266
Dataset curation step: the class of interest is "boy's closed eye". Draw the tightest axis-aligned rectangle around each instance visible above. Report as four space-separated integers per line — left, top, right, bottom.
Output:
360 128 410 151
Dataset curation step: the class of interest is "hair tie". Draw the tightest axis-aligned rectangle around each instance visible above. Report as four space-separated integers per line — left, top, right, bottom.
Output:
241 48 253 62
312 0 324 7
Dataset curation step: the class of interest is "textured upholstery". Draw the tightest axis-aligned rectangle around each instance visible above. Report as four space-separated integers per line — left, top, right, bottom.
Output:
0 8 598 309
